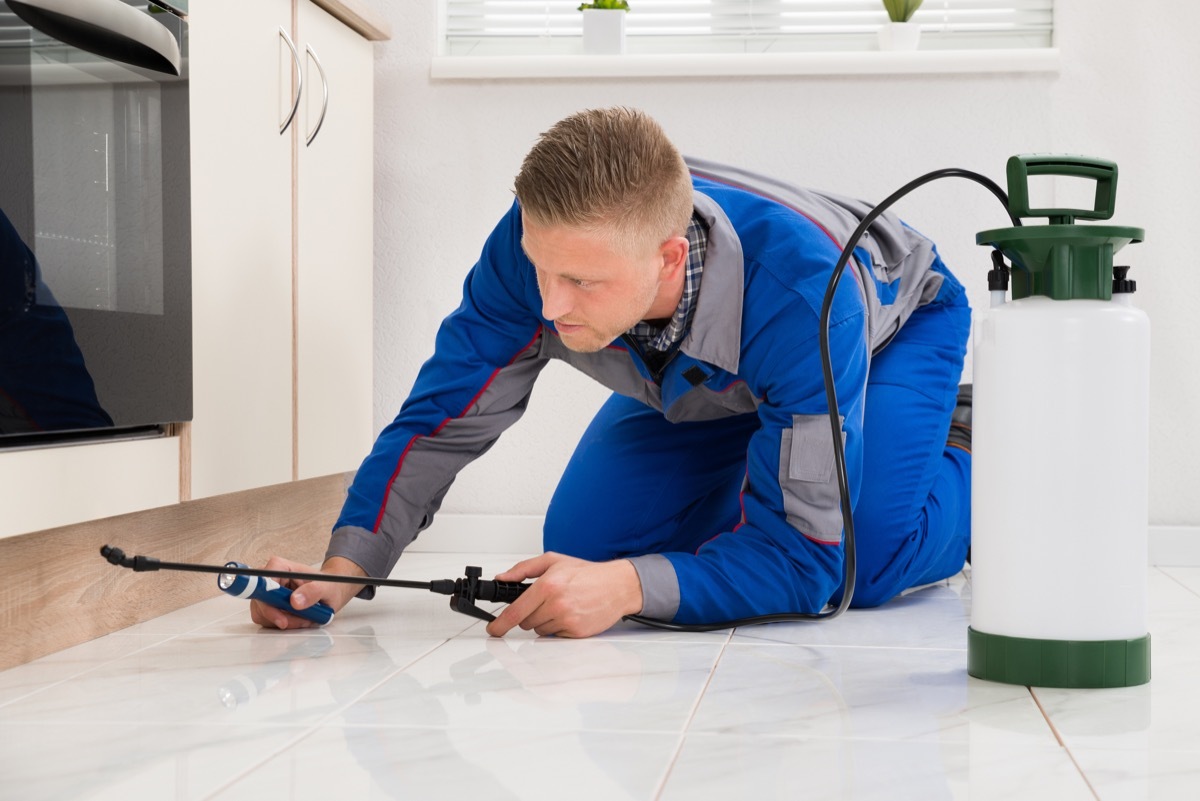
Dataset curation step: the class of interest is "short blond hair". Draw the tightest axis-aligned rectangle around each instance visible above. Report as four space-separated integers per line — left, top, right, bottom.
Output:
514 107 693 254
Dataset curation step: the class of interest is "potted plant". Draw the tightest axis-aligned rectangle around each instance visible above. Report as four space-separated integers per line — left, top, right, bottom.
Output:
579 0 629 55
878 0 923 51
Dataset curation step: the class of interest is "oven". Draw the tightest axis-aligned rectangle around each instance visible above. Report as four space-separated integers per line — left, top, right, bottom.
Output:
0 0 189 447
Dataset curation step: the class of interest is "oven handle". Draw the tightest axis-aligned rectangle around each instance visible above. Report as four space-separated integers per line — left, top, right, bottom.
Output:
305 44 330 147
279 26 304 135
8 0 182 76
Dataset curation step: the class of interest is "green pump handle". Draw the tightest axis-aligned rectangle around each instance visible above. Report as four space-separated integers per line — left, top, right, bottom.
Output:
1006 155 1118 225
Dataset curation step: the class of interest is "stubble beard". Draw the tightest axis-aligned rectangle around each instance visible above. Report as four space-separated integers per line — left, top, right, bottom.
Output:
559 278 661 354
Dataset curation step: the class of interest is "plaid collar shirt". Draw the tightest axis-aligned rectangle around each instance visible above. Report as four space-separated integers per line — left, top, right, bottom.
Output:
626 213 708 354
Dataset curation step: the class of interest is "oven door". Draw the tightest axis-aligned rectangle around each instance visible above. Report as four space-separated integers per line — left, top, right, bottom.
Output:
0 0 190 446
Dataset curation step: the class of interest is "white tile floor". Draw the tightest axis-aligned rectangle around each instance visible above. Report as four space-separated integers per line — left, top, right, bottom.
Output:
2 553 1198 800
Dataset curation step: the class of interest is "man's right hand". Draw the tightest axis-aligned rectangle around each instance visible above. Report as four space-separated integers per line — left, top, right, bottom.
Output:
249 555 368 630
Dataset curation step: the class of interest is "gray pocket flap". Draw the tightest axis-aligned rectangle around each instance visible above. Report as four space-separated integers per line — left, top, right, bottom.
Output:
787 414 840 483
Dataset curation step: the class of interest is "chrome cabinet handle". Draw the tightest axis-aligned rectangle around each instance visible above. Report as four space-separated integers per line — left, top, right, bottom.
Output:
279 26 302 135
305 43 329 147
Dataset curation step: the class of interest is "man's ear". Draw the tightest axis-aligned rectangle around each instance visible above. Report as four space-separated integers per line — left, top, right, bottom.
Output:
659 235 689 281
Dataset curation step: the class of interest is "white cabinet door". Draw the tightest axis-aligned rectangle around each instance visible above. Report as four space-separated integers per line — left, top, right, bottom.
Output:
189 0 295 498
295 0 374 480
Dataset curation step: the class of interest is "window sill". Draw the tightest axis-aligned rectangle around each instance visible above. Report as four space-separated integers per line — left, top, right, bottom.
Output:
431 48 1060 80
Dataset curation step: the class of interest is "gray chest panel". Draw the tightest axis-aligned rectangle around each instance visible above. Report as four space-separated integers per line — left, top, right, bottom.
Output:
539 333 663 411
539 331 760 422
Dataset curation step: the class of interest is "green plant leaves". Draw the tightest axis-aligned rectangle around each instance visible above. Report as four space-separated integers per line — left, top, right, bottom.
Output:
578 0 630 10
882 0 923 23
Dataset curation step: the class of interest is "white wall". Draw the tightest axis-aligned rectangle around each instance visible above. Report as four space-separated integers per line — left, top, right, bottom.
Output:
370 0 1200 529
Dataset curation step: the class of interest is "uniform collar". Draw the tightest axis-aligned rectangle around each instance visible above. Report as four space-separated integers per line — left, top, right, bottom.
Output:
679 189 743 375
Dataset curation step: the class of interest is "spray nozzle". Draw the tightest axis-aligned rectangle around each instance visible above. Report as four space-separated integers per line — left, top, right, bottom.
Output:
1113 265 1137 294
988 250 1010 292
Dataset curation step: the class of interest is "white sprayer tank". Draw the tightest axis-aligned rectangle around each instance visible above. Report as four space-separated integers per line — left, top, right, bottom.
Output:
969 155 1151 688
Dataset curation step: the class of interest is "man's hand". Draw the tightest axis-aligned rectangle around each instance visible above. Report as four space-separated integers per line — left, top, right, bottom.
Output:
485 553 643 639
250 555 367 630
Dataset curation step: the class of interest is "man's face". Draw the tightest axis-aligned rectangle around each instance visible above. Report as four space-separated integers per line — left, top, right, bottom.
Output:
522 218 679 353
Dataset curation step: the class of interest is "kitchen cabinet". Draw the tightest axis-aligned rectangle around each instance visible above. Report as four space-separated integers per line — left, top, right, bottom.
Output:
189 0 293 498
295 0 374 481
189 0 377 498
0 1 384 539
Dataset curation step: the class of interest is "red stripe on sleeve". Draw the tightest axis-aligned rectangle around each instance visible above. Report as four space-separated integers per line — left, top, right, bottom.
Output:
372 328 544 534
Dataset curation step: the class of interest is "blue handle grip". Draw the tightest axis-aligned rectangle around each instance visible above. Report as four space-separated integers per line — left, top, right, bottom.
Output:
218 562 335 625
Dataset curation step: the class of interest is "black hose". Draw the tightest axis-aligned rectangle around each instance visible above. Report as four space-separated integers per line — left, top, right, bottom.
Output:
624 169 1017 632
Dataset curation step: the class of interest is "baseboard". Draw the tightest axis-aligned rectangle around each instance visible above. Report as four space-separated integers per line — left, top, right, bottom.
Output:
1149 525 1200 566
409 515 1200 568
0 474 348 670
407 513 543 554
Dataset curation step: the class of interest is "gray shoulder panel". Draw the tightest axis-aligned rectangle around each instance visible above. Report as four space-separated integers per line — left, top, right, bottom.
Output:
685 156 946 355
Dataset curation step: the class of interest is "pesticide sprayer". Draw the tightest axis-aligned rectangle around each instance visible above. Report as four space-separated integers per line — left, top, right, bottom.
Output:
970 155 1150 688
99 154 1151 688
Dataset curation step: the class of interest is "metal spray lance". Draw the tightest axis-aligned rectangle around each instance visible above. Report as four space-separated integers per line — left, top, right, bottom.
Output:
99 546 532 624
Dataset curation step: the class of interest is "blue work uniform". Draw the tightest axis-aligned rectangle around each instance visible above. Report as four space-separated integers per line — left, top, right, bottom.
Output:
328 158 972 624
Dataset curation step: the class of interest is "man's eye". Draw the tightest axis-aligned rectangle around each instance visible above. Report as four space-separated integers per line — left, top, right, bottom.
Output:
572 279 593 288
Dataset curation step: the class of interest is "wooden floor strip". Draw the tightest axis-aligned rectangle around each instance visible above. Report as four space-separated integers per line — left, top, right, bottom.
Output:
0 474 346 669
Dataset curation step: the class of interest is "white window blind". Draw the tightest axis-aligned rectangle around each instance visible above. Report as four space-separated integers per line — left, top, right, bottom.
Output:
443 1 1054 57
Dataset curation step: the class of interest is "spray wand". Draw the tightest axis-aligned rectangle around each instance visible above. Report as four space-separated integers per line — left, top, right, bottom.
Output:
99 545 530 626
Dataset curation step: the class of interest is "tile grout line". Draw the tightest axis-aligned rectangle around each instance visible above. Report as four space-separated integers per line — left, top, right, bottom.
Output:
1028 686 1103 801
1156 565 1200 601
651 627 735 801
199 637 458 800
0 630 192 711
0 603 259 710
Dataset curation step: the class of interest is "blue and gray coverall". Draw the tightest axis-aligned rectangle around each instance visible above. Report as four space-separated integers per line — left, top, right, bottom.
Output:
327 158 973 624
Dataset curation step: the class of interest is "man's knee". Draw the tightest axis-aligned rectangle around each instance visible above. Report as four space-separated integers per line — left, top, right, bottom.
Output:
848 577 903 609
542 509 619 561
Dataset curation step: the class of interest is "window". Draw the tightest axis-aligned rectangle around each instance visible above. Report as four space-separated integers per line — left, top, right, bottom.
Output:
442 0 1055 58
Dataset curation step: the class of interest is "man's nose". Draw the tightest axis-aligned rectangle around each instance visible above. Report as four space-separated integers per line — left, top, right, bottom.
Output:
540 277 572 321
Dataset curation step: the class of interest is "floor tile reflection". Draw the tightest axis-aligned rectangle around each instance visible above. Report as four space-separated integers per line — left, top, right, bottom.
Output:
731 577 970 650
1 556 1194 801
0 721 301 801
335 635 724 734
690 643 1055 745
660 735 1095 801
1 630 443 727
217 726 679 800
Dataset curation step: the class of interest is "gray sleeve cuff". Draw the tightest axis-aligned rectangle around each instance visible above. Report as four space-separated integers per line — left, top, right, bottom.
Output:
325 525 398 601
627 554 680 621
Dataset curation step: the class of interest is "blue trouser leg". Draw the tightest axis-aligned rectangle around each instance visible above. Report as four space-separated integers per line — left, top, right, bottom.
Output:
545 292 972 611
544 396 759 560
848 290 972 606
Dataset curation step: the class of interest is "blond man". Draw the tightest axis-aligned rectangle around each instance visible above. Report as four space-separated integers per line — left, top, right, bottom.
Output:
254 107 972 637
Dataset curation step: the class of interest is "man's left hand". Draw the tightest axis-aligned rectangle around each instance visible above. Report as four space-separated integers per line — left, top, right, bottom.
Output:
485 553 644 638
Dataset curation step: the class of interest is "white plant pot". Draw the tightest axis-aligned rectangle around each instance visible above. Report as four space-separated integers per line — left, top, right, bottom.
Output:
877 21 922 51
582 9 626 55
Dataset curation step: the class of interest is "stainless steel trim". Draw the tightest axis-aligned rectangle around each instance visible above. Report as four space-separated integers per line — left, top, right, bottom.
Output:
8 0 182 75
304 43 328 147
279 25 302 135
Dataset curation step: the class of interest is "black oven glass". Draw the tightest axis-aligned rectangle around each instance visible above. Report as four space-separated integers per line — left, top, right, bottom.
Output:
0 0 189 446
